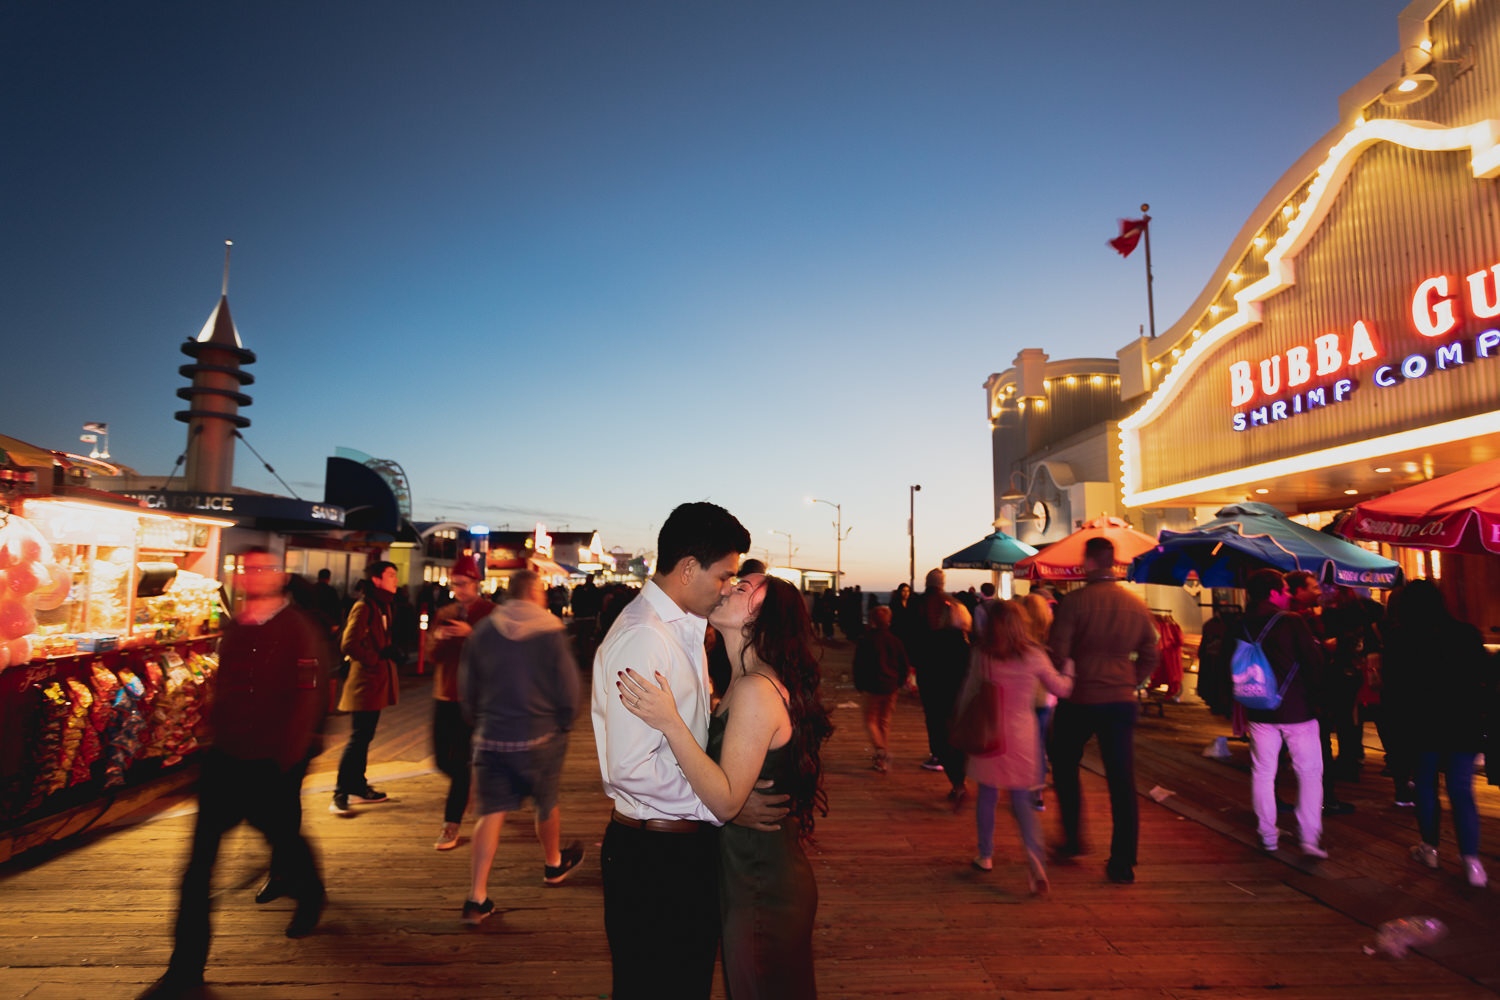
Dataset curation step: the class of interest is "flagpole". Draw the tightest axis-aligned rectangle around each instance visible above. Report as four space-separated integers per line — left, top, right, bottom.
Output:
1141 203 1155 339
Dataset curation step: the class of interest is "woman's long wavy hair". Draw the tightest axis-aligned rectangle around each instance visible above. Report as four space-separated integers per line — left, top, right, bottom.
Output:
740 576 834 839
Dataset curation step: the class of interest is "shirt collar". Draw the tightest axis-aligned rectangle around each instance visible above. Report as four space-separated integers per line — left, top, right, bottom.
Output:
643 578 693 624
643 578 708 642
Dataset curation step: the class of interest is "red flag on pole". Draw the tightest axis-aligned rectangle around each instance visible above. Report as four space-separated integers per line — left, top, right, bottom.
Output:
1109 217 1149 258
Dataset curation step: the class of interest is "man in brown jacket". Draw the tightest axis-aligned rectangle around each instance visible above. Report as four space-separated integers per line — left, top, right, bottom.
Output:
331 560 403 815
1046 537 1160 884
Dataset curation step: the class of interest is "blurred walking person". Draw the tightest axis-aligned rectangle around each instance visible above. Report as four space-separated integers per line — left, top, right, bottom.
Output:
1046 538 1159 884
1239 569 1329 858
458 571 584 924
141 548 329 1000
1384 579 1490 887
910 569 972 803
852 604 911 772
963 599 1073 893
425 555 495 850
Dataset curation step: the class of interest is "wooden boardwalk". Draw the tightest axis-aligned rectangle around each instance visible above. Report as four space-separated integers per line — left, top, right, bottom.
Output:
3 638 1499 999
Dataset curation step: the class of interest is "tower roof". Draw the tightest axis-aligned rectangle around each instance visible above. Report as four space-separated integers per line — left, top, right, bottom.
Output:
184 295 255 363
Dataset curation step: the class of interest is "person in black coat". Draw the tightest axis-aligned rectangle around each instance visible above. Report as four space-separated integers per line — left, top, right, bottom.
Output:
1382 579 1491 888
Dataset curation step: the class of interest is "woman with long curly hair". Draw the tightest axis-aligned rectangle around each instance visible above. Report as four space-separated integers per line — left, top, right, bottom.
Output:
619 573 831 998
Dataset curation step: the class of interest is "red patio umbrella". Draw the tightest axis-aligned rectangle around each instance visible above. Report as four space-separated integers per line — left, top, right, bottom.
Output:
1339 457 1500 555
1014 514 1158 580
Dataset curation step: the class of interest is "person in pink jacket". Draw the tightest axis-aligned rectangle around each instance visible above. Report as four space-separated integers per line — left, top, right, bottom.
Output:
962 599 1073 894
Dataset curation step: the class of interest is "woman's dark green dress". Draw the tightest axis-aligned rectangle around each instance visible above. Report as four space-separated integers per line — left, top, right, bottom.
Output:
708 701 818 998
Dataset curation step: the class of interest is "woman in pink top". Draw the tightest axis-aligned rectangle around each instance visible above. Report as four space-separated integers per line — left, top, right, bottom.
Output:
962 599 1073 893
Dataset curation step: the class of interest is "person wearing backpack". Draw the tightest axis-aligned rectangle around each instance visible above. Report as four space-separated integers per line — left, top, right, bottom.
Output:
1240 569 1330 857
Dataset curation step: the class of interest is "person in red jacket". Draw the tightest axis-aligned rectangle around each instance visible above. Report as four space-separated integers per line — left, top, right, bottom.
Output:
142 547 330 1000
425 555 495 851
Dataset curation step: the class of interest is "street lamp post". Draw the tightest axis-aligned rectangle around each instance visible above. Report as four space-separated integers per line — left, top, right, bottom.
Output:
909 484 921 589
807 497 848 591
769 529 795 567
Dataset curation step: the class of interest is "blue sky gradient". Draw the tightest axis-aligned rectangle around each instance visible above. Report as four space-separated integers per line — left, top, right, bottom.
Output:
2 1 1409 587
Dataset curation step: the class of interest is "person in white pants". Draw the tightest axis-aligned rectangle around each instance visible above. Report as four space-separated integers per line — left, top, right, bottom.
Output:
1239 568 1330 858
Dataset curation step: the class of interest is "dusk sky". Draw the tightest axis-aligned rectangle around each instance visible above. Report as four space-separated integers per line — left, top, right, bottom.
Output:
2 1 1410 588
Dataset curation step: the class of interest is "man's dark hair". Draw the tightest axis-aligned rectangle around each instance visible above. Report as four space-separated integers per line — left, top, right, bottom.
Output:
657 502 750 576
1083 537 1115 564
737 558 767 577
1245 567 1286 604
317 568 332 582
367 560 397 579
1284 570 1317 594
979 582 996 598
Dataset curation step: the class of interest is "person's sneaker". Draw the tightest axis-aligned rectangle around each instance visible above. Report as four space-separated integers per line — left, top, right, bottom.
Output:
544 840 585 885
350 787 389 804
1323 800 1355 815
1300 843 1329 859
329 792 354 815
972 855 993 871
871 755 888 774
1105 863 1135 884
434 823 461 851
460 897 494 926
1410 843 1439 869
920 755 944 772
1032 792 1046 812
1464 855 1488 888
1261 838 1279 852
1394 796 1416 808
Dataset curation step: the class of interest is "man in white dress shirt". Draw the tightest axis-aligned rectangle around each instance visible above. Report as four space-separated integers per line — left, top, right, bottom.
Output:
591 501 782 999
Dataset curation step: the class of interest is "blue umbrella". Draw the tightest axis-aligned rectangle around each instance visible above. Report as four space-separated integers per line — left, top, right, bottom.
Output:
941 530 1038 570
1129 502 1400 589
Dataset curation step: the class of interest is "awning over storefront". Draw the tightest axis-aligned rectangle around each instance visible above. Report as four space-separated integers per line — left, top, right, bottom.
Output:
0 434 60 469
530 558 573 579
1340 457 1500 555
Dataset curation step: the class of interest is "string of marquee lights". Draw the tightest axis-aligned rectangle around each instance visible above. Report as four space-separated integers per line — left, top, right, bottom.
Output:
1118 116 1500 508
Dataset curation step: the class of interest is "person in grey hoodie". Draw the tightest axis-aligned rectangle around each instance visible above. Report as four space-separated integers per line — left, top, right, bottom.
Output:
457 570 583 925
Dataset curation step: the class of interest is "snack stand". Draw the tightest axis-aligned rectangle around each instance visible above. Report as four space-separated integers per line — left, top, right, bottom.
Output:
0 441 229 858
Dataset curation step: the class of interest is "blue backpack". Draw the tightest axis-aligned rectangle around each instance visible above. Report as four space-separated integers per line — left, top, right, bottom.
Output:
1230 612 1299 711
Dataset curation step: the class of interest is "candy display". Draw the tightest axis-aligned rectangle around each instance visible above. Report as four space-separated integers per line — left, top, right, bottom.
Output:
23 682 71 812
64 677 98 786
102 668 149 788
0 484 228 838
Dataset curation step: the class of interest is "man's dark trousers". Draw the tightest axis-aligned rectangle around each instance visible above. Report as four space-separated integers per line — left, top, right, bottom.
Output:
600 819 718 999
335 709 381 794
168 749 322 978
1048 700 1139 874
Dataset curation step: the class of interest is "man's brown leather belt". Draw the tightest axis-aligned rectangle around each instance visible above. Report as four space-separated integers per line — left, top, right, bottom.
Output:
610 809 707 833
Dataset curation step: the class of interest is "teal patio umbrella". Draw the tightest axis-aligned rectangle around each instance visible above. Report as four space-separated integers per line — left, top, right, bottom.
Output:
1129 502 1400 589
941 530 1038 570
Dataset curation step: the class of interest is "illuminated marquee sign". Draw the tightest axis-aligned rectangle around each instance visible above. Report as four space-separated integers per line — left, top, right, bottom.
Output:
1229 260 1500 432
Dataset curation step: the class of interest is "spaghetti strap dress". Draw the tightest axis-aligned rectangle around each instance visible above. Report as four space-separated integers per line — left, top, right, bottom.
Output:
708 688 818 999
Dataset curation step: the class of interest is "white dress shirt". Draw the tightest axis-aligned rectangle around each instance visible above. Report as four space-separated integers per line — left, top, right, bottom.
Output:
591 579 721 824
